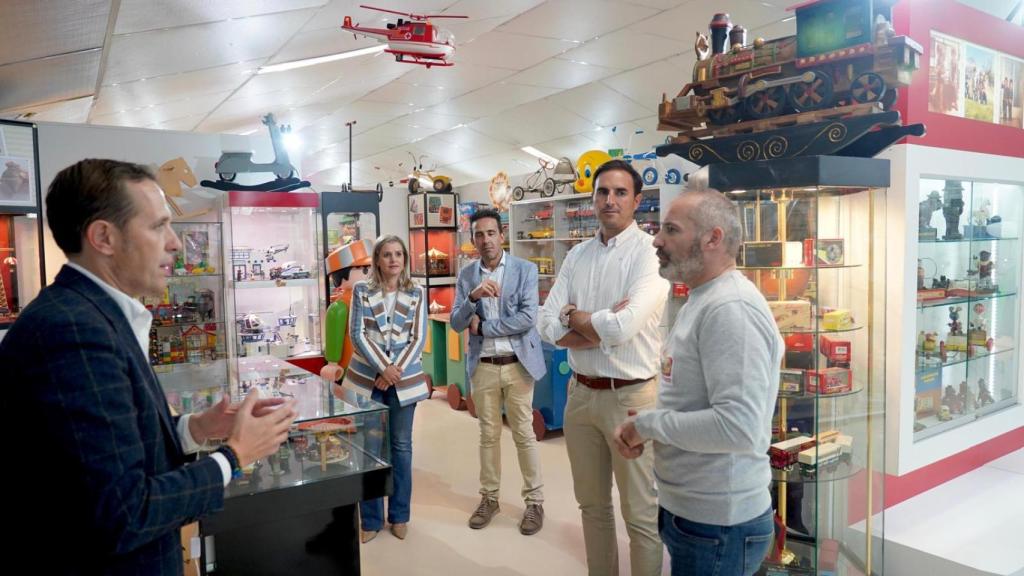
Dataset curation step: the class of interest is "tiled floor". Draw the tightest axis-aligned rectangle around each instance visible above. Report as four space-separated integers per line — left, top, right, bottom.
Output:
359 392 670 576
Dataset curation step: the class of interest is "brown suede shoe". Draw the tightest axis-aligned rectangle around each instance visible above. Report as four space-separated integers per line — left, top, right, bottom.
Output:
390 523 408 540
360 530 379 543
519 503 544 536
468 496 500 529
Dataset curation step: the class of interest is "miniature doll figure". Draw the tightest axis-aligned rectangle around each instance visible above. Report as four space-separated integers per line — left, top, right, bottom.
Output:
959 380 976 413
942 180 964 240
977 250 994 291
977 378 994 406
969 302 988 335
942 384 962 414
917 260 926 290
947 306 963 336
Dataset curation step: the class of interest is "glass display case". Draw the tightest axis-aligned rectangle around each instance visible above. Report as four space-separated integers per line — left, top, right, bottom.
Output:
201 379 391 575
509 188 660 304
408 191 457 313
913 178 1021 441
693 156 888 576
142 218 229 415
223 191 323 385
0 120 45 340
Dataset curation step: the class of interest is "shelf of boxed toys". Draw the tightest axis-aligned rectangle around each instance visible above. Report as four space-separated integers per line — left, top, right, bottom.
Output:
232 278 318 289
915 345 1015 373
916 290 1017 310
778 324 863 335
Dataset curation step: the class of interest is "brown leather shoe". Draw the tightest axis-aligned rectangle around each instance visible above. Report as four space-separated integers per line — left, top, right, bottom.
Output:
360 530 379 543
390 523 408 540
519 503 544 536
468 496 500 529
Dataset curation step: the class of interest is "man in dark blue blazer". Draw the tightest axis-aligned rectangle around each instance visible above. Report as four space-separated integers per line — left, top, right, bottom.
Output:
0 159 296 575
451 208 547 536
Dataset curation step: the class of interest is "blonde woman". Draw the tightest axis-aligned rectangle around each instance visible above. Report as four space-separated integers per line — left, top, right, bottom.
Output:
341 235 429 542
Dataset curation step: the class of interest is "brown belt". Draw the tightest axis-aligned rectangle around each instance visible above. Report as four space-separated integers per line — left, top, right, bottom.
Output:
480 354 518 366
575 374 650 390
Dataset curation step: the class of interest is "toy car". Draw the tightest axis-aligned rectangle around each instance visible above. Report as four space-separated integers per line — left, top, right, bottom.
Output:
527 228 554 239
276 261 311 279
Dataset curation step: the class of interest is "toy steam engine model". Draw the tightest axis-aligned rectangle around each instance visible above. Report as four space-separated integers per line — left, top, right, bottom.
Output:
657 0 925 166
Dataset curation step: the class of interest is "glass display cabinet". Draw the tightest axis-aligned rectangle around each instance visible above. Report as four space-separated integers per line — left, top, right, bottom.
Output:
142 217 229 415
408 191 458 314
0 119 45 341
222 191 323 385
690 156 888 576
201 375 391 575
913 178 1021 441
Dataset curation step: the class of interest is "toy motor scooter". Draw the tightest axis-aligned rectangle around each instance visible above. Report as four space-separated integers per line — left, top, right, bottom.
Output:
215 113 297 182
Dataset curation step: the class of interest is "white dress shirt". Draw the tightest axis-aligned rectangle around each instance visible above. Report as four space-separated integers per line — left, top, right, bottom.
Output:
479 253 514 358
65 262 232 486
538 222 669 380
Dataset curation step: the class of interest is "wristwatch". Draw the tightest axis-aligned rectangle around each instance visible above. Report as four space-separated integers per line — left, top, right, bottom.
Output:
560 305 576 328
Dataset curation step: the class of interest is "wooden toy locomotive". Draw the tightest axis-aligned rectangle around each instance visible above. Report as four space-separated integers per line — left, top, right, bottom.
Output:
659 0 922 131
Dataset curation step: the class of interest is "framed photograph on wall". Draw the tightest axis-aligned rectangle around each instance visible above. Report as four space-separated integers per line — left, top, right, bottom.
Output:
964 43 996 122
0 121 40 209
999 55 1024 128
929 32 964 116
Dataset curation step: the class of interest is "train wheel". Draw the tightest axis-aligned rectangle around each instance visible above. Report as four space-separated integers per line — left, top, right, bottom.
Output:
851 72 886 104
744 86 787 120
788 69 834 112
707 106 740 125
881 87 898 110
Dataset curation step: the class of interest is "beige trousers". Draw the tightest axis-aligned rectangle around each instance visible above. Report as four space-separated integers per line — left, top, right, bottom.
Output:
472 360 544 503
564 376 661 576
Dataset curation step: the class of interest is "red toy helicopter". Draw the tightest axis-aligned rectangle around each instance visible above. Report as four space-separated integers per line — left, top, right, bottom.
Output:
342 4 467 68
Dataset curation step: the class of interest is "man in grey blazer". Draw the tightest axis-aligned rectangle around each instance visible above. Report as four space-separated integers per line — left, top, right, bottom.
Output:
451 208 547 535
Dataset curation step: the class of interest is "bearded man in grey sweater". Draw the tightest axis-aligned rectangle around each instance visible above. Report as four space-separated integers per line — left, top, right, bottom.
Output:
613 189 783 576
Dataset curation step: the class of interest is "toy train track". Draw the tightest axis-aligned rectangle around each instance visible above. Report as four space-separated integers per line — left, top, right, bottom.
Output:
664 102 885 143
656 108 924 167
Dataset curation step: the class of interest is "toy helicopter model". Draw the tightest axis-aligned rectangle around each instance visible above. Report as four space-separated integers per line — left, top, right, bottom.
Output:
342 4 467 68
215 113 297 182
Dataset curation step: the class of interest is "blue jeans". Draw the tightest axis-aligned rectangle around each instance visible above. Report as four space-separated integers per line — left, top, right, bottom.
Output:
659 507 774 576
360 386 417 531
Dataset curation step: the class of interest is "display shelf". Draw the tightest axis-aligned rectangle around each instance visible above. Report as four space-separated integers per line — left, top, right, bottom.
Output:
915 290 1017 310
772 459 859 484
152 320 226 329
780 385 864 401
232 278 318 289
919 236 1018 244
915 345 1015 372
737 263 862 271
168 273 223 279
779 324 864 335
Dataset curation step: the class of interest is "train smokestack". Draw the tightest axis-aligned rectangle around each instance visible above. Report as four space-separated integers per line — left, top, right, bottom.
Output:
710 13 731 55
729 25 746 50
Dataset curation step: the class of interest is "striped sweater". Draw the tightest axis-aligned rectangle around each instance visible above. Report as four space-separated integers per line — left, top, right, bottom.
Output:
342 281 430 406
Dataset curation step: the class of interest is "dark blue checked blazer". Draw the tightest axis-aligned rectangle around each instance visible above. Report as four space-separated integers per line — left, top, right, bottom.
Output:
1 266 225 575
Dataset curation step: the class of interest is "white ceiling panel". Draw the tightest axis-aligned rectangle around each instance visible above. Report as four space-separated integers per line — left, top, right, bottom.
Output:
6 96 95 124
104 9 316 85
146 113 210 132
267 26 378 65
396 62 517 94
556 28 687 70
526 133 598 161
362 82 452 108
599 60 690 116
629 1 785 41
497 0 659 42
91 90 233 129
547 82 651 127
92 60 262 116
430 82 559 118
455 32 576 70
0 50 102 111
507 58 620 90
620 0 691 8
0 0 110 66
444 0 547 22
444 150 533 183
432 126 513 158
395 110 475 132
469 99 594 146
115 0 326 35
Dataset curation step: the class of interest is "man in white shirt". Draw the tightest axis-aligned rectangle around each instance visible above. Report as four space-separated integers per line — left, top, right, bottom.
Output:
538 159 669 576
1 159 296 574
